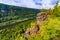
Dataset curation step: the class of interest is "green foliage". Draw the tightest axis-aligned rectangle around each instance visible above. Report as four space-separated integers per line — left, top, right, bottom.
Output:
52 1 60 17
28 1 60 40
0 20 34 40
28 18 60 40
0 1 60 40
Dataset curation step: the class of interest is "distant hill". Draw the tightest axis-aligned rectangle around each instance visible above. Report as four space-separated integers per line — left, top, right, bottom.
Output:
0 3 40 18
0 3 40 25
0 3 40 13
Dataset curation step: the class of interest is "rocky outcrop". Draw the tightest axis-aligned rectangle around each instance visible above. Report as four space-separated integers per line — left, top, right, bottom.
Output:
24 12 50 40
36 12 50 25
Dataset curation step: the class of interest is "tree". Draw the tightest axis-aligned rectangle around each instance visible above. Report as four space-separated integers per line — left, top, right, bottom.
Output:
52 1 60 17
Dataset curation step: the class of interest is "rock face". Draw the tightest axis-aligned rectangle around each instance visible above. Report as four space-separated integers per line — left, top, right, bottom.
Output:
24 12 50 40
36 12 50 25
24 25 39 39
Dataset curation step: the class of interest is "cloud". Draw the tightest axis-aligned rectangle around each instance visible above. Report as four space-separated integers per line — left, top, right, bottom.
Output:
0 0 59 9
58 2 60 5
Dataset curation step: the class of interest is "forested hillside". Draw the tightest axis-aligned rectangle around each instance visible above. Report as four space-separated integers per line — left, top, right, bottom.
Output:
0 3 40 27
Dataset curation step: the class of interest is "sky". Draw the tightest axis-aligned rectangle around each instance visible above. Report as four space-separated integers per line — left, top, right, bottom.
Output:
0 0 60 9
